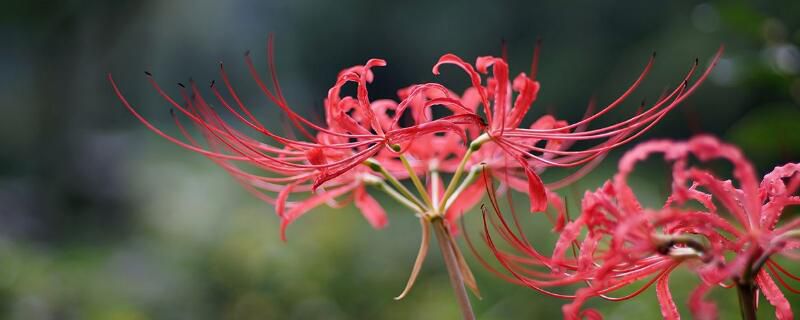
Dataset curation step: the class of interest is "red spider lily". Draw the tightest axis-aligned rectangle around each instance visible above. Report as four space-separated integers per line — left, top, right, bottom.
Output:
109 38 719 240
110 37 725 317
109 37 485 241
476 135 800 319
430 46 724 228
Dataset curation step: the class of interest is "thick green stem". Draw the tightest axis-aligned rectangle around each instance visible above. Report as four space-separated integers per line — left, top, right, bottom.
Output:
431 218 475 320
736 281 757 320
737 246 764 320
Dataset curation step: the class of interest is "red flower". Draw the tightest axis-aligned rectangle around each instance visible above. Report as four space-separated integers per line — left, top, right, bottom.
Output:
111 37 728 310
431 46 723 226
478 135 800 319
110 37 719 243
109 37 483 241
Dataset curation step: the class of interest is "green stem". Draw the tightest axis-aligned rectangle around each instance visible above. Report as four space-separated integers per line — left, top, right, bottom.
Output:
431 218 475 320
737 246 765 320
438 133 490 214
736 281 757 320
439 149 473 213
369 179 425 212
443 166 483 212
365 159 426 210
398 154 434 210
431 169 441 208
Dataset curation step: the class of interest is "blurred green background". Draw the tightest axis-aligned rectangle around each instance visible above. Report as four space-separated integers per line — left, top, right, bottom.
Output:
2 0 799 319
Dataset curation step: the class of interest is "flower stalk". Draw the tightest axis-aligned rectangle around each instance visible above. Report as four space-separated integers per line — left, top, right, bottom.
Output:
444 166 483 212
432 217 476 320
737 280 757 320
375 138 484 319
365 159 426 211
397 152 434 210
364 176 422 213
438 133 489 214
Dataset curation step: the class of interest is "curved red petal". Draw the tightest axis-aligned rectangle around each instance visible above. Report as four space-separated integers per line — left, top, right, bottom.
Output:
525 168 548 212
757 271 794 320
280 182 359 241
656 273 680 320
354 185 389 229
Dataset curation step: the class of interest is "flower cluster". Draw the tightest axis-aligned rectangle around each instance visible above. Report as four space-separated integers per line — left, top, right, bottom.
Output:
480 135 800 319
110 36 721 310
110 38 718 235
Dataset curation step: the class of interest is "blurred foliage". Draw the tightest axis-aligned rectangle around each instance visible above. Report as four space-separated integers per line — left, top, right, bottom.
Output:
1 0 799 319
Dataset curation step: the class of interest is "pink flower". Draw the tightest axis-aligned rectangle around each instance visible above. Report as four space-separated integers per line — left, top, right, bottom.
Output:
110 37 719 243
110 37 727 310
109 37 483 241
479 135 800 319
430 46 723 227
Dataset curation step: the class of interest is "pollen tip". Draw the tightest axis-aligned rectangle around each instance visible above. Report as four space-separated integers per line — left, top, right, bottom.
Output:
694 57 699 65
651 51 657 58
177 82 185 88
169 108 175 116
244 49 251 57
144 71 152 76
210 80 216 88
